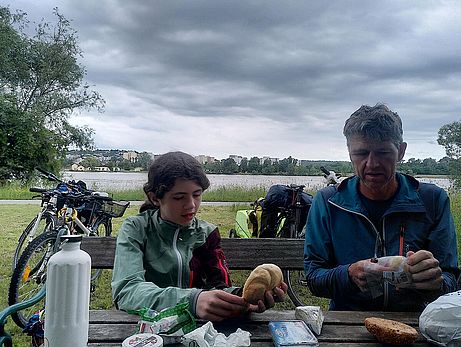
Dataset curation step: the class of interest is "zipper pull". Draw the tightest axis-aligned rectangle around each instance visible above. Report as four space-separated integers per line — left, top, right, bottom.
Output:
399 224 405 256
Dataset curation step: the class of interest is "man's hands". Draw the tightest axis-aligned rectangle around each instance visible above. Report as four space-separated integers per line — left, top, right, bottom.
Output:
196 282 289 321
406 250 443 291
348 251 443 292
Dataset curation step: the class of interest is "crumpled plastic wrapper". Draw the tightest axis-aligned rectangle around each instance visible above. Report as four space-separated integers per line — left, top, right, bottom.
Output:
364 256 413 298
295 306 324 335
419 290 461 347
182 321 251 347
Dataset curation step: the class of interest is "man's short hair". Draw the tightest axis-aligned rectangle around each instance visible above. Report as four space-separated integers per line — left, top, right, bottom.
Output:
343 104 404 148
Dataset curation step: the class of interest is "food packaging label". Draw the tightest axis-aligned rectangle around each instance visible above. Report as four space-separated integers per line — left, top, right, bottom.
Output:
122 333 163 347
268 320 319 346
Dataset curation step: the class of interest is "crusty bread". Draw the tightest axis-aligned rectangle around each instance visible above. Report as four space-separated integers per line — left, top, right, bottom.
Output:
242 263 283 304
364 317 419 345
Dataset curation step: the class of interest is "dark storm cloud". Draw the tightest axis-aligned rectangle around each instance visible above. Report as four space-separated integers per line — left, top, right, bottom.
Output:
5 0 461 159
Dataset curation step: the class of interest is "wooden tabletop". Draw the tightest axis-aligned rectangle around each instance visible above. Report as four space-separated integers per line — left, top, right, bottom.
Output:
88 309 431 346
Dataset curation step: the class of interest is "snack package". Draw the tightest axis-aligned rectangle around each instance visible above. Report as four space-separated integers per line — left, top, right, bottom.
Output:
419 290 461 346
268 320 319 347
364 256 412 298
182 321 251 347
295 306 324 335
136 302 196 336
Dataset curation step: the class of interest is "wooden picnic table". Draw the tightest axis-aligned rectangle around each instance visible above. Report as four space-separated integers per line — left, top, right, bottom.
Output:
88 309 430 346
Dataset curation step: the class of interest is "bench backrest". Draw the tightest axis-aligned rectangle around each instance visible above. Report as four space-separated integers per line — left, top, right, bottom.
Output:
81 237 304 270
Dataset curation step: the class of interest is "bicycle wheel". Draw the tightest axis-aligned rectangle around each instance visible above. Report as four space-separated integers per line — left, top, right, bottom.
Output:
8 231 58 328
13 212 57 271
284 269 310 307
89 217 111 284
283 214 310 306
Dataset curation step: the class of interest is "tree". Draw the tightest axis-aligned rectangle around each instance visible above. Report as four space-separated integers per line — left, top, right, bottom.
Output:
0 6 104 182
438 121 461 188
137 152 153 171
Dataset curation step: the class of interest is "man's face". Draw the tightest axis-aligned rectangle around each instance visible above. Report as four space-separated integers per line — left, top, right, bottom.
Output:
348 135 407 199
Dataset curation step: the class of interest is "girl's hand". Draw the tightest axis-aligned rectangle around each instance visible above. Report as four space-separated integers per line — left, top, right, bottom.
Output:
196 290 249 321
248 281 288 313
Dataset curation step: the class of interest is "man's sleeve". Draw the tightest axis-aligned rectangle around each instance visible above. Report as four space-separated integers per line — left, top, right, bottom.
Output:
303 190 358 298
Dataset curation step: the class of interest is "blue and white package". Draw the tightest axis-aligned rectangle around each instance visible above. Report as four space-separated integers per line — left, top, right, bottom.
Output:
268 320 319 347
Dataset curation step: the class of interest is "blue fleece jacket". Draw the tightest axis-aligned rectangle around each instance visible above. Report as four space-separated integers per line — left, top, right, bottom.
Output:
304 173 459 311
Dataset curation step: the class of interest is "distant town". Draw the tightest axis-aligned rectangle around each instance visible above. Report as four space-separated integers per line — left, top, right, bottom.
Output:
65 149 449 176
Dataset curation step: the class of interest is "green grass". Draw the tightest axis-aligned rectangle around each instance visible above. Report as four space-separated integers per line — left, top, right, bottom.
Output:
2 192 461 346
0 183 267 202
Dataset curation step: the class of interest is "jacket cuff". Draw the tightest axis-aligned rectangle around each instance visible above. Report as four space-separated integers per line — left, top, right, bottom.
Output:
188 288 204 318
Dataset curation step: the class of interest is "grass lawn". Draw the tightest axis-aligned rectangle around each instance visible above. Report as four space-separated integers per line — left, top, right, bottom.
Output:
2 192 461 346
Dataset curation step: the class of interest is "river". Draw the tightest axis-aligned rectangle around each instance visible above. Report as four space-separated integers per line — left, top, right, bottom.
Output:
61 171 452 192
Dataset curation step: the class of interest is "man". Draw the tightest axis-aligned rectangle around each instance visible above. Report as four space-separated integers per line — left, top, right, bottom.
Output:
304 104 459 311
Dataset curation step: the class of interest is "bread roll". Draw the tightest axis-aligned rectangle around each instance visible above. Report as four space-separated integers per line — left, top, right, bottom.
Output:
242 263 283 304
364 317 418 345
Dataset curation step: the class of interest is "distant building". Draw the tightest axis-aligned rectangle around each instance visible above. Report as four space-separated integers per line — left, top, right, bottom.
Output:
195 155 216 164
229 155 245 165
94 166 110 172
123 151 138 163
260 156 278 165
71 164 86 171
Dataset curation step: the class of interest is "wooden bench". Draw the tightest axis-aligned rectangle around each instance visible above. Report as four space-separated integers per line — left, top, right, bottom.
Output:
81 236 305 269
0 237 305 346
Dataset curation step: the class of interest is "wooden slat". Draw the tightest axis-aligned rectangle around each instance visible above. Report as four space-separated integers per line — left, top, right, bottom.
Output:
81 237 305 270
88 310 427 345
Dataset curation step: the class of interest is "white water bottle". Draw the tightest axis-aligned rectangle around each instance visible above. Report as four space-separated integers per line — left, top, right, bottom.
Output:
44 234 91 347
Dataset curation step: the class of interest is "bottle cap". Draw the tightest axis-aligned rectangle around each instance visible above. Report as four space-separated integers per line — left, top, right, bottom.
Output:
60 234 83 243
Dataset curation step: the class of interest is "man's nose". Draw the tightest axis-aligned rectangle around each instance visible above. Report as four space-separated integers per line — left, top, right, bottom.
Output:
366 152 379 167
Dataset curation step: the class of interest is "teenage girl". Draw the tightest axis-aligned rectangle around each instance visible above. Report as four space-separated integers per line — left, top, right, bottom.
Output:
111 151 287 321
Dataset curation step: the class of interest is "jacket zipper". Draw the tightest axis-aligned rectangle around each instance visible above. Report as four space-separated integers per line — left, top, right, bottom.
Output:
328 201 388 309
172 227 183 287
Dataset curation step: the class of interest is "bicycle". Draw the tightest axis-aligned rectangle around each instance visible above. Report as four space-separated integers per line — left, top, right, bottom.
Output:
12 167 93 270
228 167 342 306
8 182 130 328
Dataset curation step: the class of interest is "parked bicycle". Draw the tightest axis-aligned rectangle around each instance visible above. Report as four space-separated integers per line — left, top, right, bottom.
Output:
8 170 130 328
11 168 87 270
228 167 342 306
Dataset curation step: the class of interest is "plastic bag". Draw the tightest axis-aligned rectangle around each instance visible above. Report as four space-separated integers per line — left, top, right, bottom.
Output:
364 256 412 298
134 302 196 336
182 321 251 347
419 290 461 346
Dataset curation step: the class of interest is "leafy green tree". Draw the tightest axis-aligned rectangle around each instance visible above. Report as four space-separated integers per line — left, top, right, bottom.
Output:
247 157 261 173
438 121 461 188
221 158 239 174
239 157 248 173
0 6 104 182
137 152 153 171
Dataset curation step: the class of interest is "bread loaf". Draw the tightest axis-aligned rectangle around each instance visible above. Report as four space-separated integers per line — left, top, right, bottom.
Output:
242 263 283 304
364 317 418 345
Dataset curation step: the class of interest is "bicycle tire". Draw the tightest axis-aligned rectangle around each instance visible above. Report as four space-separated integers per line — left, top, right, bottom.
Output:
281 195 310 307
89 216 111 283
12 213 57 271
8 230 59 328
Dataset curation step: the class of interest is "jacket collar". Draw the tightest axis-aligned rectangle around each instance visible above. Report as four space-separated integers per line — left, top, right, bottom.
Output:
151 209 197 241
330 173 426 214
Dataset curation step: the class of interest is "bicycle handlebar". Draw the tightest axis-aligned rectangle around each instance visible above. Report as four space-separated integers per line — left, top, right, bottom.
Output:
29 187 48 193
35 167 62 183
320 166 330 176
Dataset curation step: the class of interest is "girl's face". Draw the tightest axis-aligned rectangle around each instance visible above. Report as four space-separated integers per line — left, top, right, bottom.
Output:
152 179 203 226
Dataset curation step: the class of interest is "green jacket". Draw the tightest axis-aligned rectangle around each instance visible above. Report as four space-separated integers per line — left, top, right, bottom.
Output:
111 209 236 316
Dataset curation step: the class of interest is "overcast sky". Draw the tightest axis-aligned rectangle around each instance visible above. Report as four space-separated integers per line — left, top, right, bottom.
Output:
4 1 461 161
